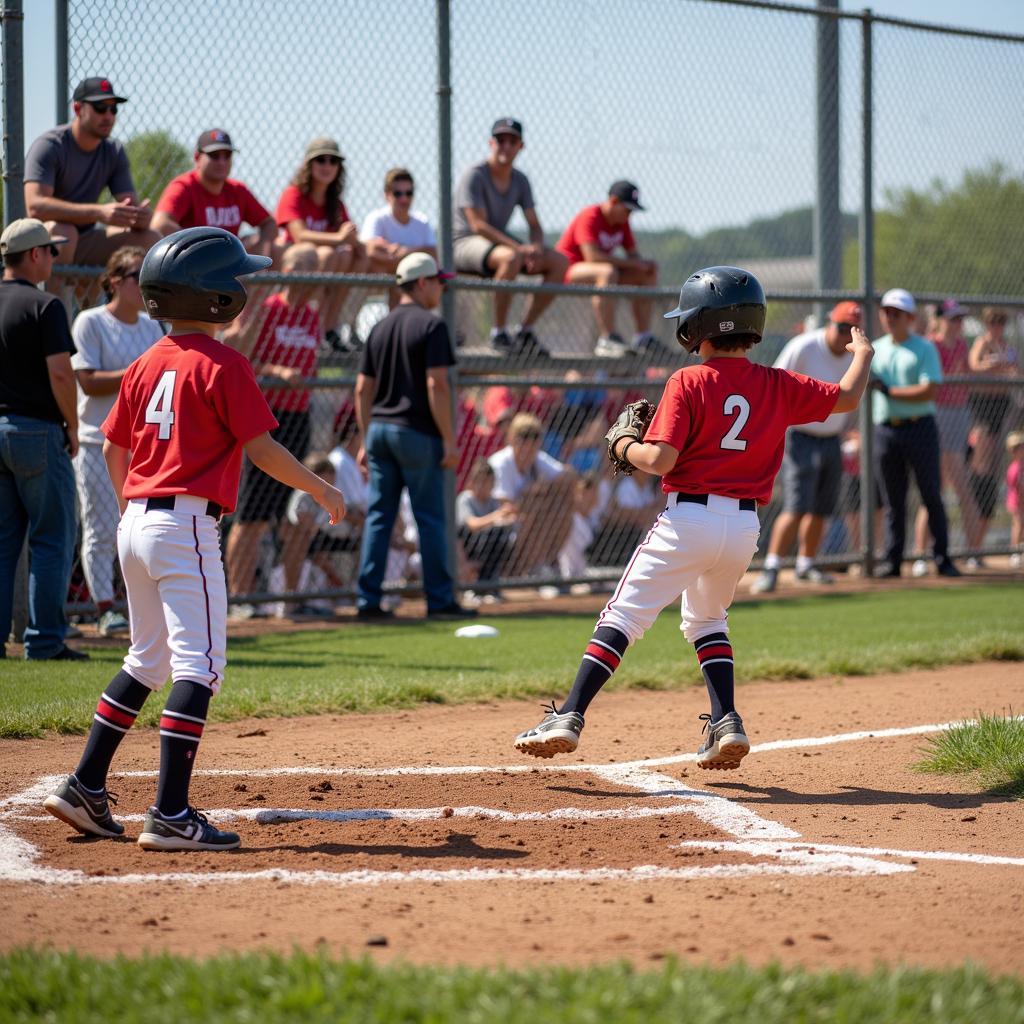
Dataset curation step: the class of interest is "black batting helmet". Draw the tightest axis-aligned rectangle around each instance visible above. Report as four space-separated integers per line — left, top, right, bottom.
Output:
140 226 271 323
663 266 766 353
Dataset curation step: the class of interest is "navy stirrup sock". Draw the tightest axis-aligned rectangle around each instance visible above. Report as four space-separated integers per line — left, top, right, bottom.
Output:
74 670 151 791
559 626 630 716
694 632 735 722
155 679 212 817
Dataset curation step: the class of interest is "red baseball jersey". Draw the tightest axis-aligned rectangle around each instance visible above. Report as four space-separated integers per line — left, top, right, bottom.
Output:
274 185 350 243
102 333 279 513
155 170 271 235
644 357 840 505
250 293 320 413
556 204 636 266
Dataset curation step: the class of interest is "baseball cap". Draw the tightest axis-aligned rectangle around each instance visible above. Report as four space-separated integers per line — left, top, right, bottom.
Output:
937 297 968 318
303 137 343 162
880 288 916 314
72 77 127 104
395 252 455 286
1006 430 1024 450
491 117 523 139
829 300 862 326
196 129 237 154
609 180 645 211
0 218 69 256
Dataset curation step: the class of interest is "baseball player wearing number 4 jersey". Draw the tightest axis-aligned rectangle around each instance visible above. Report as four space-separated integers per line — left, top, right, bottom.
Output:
44 227 345 851
514 267 874 769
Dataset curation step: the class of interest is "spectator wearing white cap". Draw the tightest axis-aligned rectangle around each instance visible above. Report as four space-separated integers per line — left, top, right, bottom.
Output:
870 288 959 579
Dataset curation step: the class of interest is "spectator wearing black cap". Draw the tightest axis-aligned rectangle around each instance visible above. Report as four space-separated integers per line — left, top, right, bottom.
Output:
452 118 568 358
24 77 159 274
0 219 86 661
555 182 661 360
153 130 277 259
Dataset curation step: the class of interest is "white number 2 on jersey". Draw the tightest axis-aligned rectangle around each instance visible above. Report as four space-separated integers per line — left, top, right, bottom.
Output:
144 370 177 440
720 394 751 451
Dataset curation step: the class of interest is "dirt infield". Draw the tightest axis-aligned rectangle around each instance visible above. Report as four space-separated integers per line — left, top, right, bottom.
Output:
3 662 1023 973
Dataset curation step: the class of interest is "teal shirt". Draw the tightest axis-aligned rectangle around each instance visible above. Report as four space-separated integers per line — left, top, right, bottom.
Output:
871 332 942 424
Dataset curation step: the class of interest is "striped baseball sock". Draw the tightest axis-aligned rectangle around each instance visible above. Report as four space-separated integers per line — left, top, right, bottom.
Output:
74 670 151 791
155 679 212 818
694 632 734 721
559 626 630 715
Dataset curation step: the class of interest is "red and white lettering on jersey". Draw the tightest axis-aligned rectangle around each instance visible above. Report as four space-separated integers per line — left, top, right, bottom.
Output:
250 294 321 413
556 204 636 266
274 185 350 243
645 357 840 505
155 171 270 235
102 333 278 513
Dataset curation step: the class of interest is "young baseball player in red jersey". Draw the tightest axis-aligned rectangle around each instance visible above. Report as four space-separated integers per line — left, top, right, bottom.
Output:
515 267 874 769
44 227 345 851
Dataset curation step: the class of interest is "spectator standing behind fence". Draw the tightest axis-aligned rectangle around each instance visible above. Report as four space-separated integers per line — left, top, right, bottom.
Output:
1005 431 1024 569
870 288 960 579
153 130 276 259
24 78 159 283
221 243 322 617
556 181 661 360
968 305 1021 554
276 138 368 350
0 220 84 661
911 299 983 575
71 246 163 637
354 253 474 621
452 118 568 359
360 168 437 307
752 302 860 594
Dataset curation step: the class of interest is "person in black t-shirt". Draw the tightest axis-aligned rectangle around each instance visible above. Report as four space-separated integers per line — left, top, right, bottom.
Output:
0 219 87 660
353 253 475 620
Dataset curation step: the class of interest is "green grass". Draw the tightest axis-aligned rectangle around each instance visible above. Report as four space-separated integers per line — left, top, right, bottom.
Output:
914 711 1024 797
1 951 1023 1023
1 585 1022 738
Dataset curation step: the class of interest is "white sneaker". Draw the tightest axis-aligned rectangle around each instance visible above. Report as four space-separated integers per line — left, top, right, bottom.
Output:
594 334 630 358
1010 553 1022 570
911 559 929 578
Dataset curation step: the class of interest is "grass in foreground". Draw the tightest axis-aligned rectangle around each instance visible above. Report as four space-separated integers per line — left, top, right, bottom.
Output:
2 951 1023 1024
1 585 1021 738
914 711 1024 797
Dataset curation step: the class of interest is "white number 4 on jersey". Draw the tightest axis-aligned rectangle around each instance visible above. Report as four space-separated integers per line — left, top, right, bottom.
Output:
145 369 177 440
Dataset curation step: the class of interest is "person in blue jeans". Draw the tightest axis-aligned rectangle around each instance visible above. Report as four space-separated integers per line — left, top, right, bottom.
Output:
354 253 476 620
0 218 87 660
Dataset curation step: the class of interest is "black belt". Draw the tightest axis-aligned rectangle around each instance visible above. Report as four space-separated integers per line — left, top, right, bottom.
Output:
674 493 756 512
885 416 926 428
145 495 223 518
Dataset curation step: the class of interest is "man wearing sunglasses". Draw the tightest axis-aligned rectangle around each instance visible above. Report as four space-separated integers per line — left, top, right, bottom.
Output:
752 301 861 594
24 77 159 278
153 130 277 260
0 219 86 661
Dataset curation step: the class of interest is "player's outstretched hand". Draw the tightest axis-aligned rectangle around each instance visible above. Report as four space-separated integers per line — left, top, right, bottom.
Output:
846 326 873 356
314 482 347 526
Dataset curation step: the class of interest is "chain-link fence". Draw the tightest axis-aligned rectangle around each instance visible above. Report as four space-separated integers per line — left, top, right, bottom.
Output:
3 0 1023 628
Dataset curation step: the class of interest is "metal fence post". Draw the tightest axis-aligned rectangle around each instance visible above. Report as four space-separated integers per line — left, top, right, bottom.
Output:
815 0 842 325
2 0 26 221
55 0 68 125
858 8 876 577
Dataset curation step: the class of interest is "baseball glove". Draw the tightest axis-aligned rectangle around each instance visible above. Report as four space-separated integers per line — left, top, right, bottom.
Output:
605 398 655 476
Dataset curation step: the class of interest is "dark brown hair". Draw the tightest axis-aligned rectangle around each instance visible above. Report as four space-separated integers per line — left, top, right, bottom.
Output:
384 167 414 192
708 333 759 352
100 245 146 301
292 151 347 230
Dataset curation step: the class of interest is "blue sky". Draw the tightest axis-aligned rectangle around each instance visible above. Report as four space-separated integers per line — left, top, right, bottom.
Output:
17 1 1024 235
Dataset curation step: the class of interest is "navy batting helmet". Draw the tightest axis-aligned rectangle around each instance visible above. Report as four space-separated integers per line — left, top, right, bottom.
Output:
663 266 766 353
140 226 271 323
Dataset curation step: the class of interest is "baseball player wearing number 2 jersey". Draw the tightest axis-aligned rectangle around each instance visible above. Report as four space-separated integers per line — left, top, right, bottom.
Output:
515 267 874 769
44 227 345 851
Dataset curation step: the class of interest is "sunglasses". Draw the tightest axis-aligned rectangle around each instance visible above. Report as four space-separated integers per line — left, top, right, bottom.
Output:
988 315 1007 326
391 189 414 198
312 154 341 165
493 135 521 146
88 102 119 115
120 270 141 281
834 322 856 332
517 431 542 441
39 244 60 257
205 150 232 161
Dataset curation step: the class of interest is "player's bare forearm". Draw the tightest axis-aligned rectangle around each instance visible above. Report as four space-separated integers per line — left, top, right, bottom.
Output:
103 440 131 515
833 327 875 413
244 432 346 524
614 439 679 477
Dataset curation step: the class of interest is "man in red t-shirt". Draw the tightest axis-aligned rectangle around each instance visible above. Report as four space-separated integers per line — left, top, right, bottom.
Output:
154 130 276 259
42 227 344 852
514 267 874 771
556 181 661 360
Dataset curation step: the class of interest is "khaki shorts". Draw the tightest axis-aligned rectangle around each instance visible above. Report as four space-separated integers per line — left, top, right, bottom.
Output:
453 234 514 277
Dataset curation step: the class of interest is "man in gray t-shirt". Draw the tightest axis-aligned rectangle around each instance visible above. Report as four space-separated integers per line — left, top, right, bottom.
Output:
452 118 567 358
24 76 160 273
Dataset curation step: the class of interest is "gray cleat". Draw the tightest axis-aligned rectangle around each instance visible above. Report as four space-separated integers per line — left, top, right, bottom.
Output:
138 806 240 851
43 774 124 838
750 568 778 594
514 702 585 758
696 712 750 771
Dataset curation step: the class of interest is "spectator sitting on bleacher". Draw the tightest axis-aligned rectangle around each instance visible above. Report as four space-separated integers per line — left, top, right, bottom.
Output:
556 181 661 360
361 168 437 307
153 129 276 259
452 118 567 359
275 137 368 350
489 412 566 501
457 458 517 595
